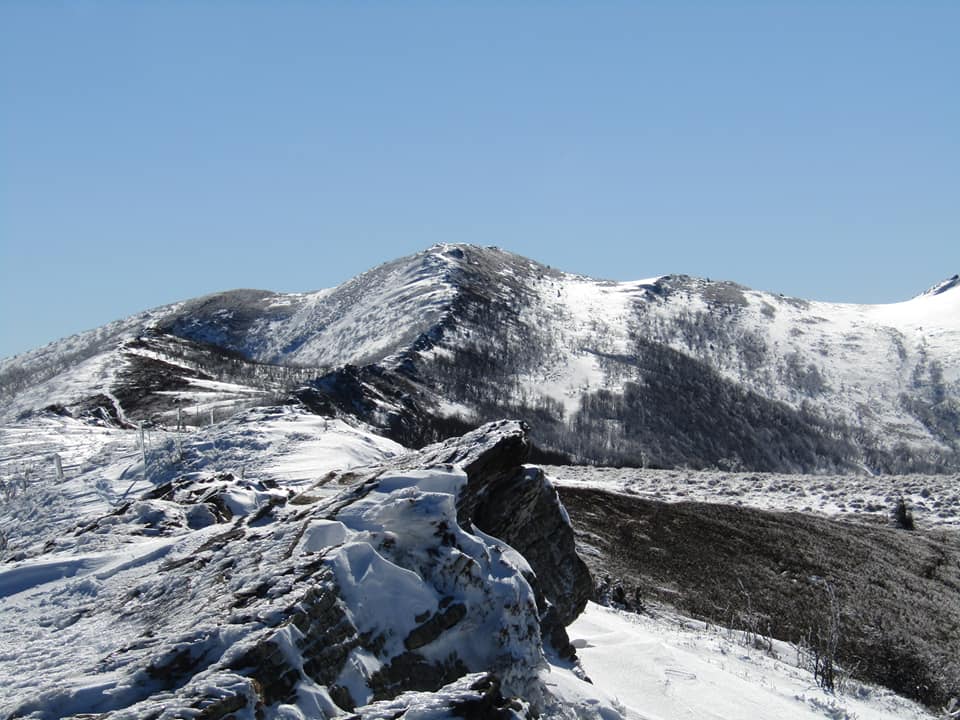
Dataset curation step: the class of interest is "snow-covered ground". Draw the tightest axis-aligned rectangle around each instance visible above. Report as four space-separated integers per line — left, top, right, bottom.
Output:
258 251 459 367
485 257 960 452
568 602 936 720
0 409 405 561
0 411 399 715
0 416 149 553
546 465 960 528
2 410 953 718
0 415 622 719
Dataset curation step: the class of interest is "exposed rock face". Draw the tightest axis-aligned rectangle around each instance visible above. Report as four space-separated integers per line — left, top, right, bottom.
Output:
471 466 593 651
293 364 475 450
4 421 592 719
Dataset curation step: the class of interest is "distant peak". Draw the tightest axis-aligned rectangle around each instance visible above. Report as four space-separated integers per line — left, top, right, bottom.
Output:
426 242 514 258
919 274 959 298
426 242 467 255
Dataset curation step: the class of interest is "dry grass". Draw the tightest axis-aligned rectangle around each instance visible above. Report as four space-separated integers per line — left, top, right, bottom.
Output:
560 486 960 709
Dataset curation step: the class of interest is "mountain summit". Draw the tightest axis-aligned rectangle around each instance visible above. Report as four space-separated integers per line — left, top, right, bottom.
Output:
2 244 958 473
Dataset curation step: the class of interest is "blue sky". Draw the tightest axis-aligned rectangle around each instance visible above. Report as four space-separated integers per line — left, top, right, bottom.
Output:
1 1 957 359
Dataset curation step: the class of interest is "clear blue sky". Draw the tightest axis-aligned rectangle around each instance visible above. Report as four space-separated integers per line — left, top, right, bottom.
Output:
2 1 957 359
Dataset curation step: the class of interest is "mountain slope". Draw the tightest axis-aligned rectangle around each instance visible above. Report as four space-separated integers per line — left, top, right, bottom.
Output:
1 245 957 473
155 249 460 367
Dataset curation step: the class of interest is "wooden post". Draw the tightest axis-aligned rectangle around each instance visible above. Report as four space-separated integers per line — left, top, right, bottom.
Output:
140 423 147 474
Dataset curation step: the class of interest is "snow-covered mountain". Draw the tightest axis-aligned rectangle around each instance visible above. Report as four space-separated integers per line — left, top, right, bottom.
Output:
2 244 956 473
2 244 957 717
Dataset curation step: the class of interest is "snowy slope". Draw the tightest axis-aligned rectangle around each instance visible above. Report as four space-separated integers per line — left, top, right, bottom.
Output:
552 266 959 457
404 247 958 471
569 602 935 720
158 250 461 368
0 408 403 561
0 307 178 422
0 248 463 424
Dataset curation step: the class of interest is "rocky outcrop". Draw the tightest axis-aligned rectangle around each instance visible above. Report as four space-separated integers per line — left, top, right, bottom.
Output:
471 465 592 653
293 364 476 450
5 421 596 719
366 419 593 652
358 673 533 719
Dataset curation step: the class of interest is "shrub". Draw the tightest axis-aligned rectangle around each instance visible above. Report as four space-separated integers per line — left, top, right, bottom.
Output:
802 581 843 693
893 496 915 530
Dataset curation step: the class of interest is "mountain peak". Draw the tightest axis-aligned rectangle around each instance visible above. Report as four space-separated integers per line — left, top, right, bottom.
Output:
919 273 960 298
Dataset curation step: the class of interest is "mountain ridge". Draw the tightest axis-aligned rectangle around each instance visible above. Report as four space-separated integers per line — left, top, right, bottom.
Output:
6 243 955 366
2 244 957 473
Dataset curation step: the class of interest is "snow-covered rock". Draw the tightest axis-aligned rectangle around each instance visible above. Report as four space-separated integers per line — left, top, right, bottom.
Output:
0 421 612 719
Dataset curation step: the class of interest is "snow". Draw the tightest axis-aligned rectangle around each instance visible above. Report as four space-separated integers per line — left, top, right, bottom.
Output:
500 262 957 458
0 415 548 717
155 407 405 494
517 265 953 457
866 283 960 381
240 249 462 367
3 247 955 473
329 540 437 649
0 409 950 719
568 602 935 720
0 302 187 421
0 408 403 563
754 285 959 431
328 465 547 702
1 349 125 422
0 555 110 599
254 413 406 489
0 538 177 601
434 399 476 421
299 520 349 552
515 274 663 416
0 415 152 552
541 662 625 720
